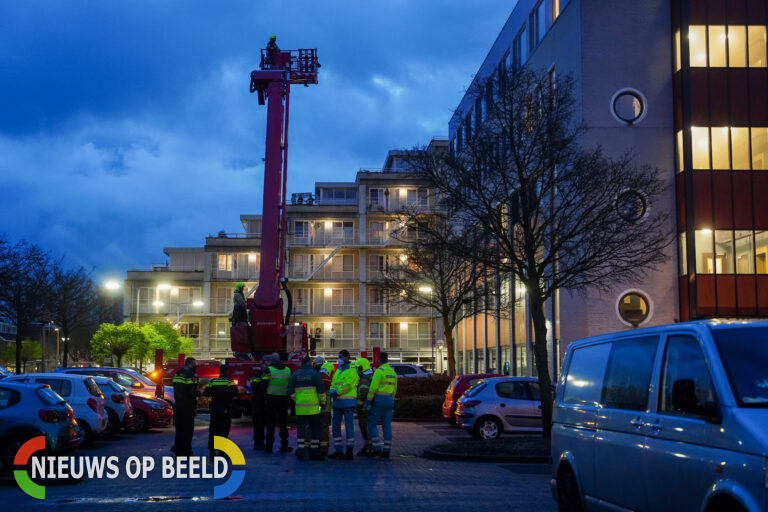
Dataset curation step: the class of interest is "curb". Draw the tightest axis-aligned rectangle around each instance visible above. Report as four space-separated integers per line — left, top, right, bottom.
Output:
422 448 550 464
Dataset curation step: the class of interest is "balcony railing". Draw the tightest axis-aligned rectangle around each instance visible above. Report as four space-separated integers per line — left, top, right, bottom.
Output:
366 266 407 281
210 267 259 281
312 336 358 350
287 264 358 281
367 303 431 315
288 230 359 247
210 298 233 314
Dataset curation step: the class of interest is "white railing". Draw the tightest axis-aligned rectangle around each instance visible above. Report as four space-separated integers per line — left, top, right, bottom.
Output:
210 266 259 281
287 265 358 281
210 298 232 314
367 302 430 315
288 230 359 247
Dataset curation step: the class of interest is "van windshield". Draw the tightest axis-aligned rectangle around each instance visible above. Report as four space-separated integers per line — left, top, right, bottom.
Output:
713 326 768 407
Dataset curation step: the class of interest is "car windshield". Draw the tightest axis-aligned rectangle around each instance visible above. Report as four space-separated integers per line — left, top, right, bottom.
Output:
713 326 768 407
464 381 487 398
36 386 66 406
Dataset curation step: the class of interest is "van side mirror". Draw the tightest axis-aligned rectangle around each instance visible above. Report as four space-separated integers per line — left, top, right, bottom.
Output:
132 382 142 388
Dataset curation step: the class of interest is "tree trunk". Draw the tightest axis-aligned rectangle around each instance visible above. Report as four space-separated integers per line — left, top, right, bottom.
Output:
530 297 554 439
14 317 22 374
116 353 122 367
443 318 456 378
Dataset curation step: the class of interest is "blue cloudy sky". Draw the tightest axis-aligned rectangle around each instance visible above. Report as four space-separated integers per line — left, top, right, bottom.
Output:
0 1 512 282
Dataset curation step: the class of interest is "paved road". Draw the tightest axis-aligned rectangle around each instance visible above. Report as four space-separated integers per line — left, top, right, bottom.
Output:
4 416 556 511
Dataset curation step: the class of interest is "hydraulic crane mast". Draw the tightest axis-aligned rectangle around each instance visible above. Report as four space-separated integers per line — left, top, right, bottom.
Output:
236 45 319 358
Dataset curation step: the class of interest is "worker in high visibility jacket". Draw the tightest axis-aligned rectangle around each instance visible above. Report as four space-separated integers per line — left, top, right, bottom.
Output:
171 357 199 457
354 358 374 456
328 349 358 459
365 351 398 458
263 352 292 453
203 365 237 460
313 356 334 455
289 355 326 461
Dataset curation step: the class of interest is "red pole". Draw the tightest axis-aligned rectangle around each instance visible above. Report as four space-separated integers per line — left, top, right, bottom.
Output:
154 348 164 398
278 84 290 279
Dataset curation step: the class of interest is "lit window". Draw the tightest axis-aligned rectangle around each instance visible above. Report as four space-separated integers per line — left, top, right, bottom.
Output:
679 233 688 275
728 26 747 67
674 30 682 72
735 231 754 274
618 292 650 326
552 0 560 21
691 127 710 169
689 26 708 67
217 254 233 272
731 127 750 169
710 127 730 169
676 130 684 172
695 229 714 274
752 127 768 170
748 26 767 67
714 230 734 274
708 26 727 67
756 231 768 274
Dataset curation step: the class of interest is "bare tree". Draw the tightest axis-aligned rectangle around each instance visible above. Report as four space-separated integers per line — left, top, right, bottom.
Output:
407 69 671 437
377 216 492 378
48 264 97 368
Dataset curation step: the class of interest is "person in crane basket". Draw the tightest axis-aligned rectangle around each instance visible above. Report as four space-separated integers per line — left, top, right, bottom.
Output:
264 35 280 68
231 282 248 326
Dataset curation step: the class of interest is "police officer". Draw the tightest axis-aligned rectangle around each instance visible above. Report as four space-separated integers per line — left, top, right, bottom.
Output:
289 356 326 461
354 358 374 456
204 365 237 460
263 352 292 454
171 357 199 456
249 362 268 450
365 351 398 458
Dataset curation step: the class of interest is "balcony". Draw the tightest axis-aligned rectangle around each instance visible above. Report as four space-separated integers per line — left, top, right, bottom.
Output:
366 266 407 281
210 266 260 281
312 336 358 351
367 335 432 350
367 302 431 316
288 230 359 247
210 298 233 314
287 264 358 281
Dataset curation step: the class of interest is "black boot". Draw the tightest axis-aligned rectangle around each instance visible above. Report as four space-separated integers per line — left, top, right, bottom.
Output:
279 445 293 453
381 451 390 459
341 447 353 460
253 441 265 450
357 446 372 457
264 443 273 454
327 451 342 459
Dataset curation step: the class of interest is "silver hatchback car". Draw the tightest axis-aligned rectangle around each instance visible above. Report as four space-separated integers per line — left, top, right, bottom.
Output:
455 376 546 439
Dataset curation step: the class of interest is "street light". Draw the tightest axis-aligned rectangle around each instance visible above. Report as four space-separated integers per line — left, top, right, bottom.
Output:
418 285 436 373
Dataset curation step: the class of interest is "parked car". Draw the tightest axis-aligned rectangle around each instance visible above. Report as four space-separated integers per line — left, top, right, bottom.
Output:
552 320 768 512
4 373 108 445
442 373 504 425
55 367 174 404
128 394 173 432
93 376 133 435
0 366 11 380
390 363 432 378
0 381 80 469
455 376 548 439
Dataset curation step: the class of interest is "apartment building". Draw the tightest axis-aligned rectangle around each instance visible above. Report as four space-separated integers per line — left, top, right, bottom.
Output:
123 144 445 368
448 0 768 376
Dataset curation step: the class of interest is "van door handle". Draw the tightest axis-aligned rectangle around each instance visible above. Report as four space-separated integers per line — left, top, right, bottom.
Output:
645 421 662 432
630 418 644 428
500 403 506 407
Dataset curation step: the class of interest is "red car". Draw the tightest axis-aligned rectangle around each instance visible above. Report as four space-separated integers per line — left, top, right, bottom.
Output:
442 373 503 425
127 394 173 432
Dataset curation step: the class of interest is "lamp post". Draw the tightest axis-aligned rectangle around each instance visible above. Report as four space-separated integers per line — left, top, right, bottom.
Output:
418 285 434 372
61 337 69 368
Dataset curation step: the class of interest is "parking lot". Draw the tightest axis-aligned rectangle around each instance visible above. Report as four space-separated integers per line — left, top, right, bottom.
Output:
3 417 556 512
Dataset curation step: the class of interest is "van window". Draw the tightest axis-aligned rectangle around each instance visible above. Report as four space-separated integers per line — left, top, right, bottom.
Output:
36 378 72 397
495 381 527 400
563 343 611 406
601 336 659 411
713 326 768 406
659 335 718 419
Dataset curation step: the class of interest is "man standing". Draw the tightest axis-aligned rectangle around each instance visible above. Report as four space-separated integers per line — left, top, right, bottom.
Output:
263 352 292 454
328 349 358 460
171 357 199 456
204 365 237 460
289 356 326 461
249 363 267 450
365 351 398 459
313 356 333 456
354 358 374 456
264 34 280 68
231 282 248 325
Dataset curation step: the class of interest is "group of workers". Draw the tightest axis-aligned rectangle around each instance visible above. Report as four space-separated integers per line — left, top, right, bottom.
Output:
170 350 398 461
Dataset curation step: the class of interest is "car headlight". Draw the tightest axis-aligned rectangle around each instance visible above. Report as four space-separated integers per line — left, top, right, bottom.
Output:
143 399 166 410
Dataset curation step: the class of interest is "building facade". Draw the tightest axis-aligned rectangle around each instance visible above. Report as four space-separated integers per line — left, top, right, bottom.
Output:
123 147 445 368
447 0 768 377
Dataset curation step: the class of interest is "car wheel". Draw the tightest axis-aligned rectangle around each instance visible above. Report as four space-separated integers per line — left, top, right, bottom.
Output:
132 410 149 432
2 435 32 470
74 419 93 446
472 416 502 440
557 467 584 512
106 409 120 436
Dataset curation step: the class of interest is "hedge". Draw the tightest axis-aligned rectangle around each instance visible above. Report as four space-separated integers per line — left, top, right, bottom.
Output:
396 375 453 397
393 395 444 420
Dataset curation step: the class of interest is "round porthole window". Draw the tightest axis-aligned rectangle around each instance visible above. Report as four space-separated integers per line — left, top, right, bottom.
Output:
617 291 651 326
616 190 647 222
610 88 647 125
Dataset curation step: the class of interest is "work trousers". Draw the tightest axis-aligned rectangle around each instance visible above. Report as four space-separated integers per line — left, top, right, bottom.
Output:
251 397 266 445
331 406 355 453
296 414 322 456
265 394 290 448
319 411 331 454
208 412 231 451
368 405 394 453
172 408 195 456
357 407 371 450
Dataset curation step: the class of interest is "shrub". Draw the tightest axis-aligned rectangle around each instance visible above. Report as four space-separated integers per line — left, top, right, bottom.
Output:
393 395 443 419
396 375 453 397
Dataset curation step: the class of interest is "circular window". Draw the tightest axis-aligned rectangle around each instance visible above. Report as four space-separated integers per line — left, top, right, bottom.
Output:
616 190 647 222
610 88 647 125
617 292 651 326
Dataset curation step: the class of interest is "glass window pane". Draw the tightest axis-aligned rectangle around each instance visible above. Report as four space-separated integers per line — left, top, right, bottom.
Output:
689 26 708 67
748 26 767 67
601 336 658 411
674 30 682 72
756 231 768 274
735 231 754 274
708 26 727 67
752 127 768 170
714 230 734 274
695 229 714 274
691 127 710 169
679 232 688 275
676 130 684 172
728 26 747 67
711 127 730 169
731 127 751 169
660 336 718 420
563 343 611 406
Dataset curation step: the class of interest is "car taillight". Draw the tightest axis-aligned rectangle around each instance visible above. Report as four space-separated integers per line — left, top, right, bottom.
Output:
66 409 74 421
233 379 239 386
111 394 126 403
39 408 60 422
463 400 482 408
87 397 98 412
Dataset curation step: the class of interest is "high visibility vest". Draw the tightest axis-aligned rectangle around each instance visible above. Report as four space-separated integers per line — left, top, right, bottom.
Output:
266 366 291 396
331 365 358 407
294 386 321 415
367 363 398 406
207 377 234 387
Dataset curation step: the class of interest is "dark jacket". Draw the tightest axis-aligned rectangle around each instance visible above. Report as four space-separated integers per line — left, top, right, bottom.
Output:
232 290 248 324
203 377 237 416
248 367 267 401
172 365 199 413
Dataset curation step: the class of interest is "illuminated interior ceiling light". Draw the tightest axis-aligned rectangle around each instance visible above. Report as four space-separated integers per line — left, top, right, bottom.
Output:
324 221 333 229
105 281 120 290
324 322 332 330
192 300 204 307
399 254 407 262
399 188 407 197
153 300 164 307
170 287 179 296
701 228 712 235
157 283 171 291
248 253 257 262
324 288 332 296
400 322 408 330
418 286 432 293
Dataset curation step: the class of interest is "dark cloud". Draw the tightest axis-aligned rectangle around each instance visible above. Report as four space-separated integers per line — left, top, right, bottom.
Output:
0 0 514 281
